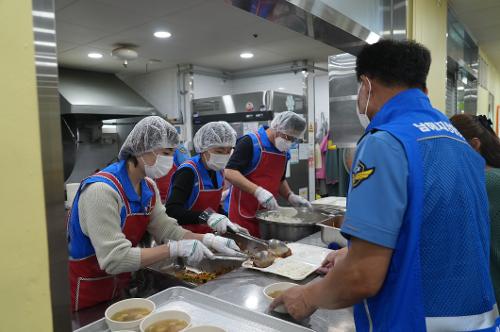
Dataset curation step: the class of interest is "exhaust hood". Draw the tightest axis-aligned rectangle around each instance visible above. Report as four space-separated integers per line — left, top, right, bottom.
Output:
59 68 158 119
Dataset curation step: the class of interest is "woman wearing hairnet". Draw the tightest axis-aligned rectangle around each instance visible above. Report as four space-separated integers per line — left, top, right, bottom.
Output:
67 116 240 311
224 111 311 236
166 121 249 235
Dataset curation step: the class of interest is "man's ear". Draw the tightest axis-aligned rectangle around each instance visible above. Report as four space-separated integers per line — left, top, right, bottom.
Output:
470 137 481 152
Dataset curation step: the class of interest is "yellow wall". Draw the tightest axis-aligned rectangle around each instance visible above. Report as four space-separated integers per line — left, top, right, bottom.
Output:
478 49 500 134
0 0 54 331
409 0 448 113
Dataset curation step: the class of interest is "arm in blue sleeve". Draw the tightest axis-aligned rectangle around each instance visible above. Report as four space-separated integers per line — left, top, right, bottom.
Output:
341 131 408 249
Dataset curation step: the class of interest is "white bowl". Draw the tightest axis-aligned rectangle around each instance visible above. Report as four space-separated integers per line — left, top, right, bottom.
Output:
263 282 298 314
183 326 226 332
105 298 156 332
140 310 191 332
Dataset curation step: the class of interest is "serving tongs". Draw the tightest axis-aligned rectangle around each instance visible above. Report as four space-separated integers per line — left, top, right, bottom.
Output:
227 229 290 256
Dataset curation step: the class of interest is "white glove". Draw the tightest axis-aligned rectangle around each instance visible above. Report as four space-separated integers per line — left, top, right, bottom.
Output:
168 240 214 266
207 212 249 234
254 186 279 210
202 233 241 256
288 193 312 209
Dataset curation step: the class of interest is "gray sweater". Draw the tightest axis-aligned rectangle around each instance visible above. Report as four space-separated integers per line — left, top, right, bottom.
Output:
78 181 187 275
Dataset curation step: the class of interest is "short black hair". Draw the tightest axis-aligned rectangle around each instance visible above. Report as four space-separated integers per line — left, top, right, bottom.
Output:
356 39 431 90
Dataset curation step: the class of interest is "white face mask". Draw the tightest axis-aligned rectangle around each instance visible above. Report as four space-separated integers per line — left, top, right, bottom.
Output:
142 153 174 179
206 152 231 171
275 137 293 152
357 77 372 129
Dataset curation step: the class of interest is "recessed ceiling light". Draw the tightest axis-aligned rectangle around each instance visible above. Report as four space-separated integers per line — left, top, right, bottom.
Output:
278 87 285 90
154 31 172 39
240 52 254 59
88 52 103 59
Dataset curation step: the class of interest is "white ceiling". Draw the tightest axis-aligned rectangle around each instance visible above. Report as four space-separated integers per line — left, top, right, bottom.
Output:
449 0 500 70
55 0 340 74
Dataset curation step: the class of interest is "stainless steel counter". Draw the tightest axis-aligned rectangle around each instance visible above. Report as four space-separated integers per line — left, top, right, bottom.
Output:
195 232 354 332
72 232 355 331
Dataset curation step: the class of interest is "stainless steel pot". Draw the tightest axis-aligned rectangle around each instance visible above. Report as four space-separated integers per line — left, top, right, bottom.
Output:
255 207 331 241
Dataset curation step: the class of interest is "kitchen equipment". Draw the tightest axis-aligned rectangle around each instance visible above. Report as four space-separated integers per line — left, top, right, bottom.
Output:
256 207 333 241
210 254 248 262
226 229 290 258
74 287 313 332
242 243 332 281
317 215 347 247
252 250 276 268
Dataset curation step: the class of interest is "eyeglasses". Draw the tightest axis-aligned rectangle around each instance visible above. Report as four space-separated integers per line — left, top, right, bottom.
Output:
277 132 302 143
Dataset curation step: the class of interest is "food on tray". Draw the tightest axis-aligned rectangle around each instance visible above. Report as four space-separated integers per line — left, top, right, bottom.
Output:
174 267 233 284
145 319 189 332
264 211 302 223
175 270 217 284
269 247 292 258
110 307 151 321
267 290 285 298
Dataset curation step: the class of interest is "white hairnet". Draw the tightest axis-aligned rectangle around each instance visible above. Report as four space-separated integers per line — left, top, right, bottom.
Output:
118 116 179 160
193 121 237 153
270 111 307 138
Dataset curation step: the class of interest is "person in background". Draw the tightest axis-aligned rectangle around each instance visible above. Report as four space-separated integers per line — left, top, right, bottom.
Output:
224 111 311 236
166 121 248 236
67 116 240 311
155 144 190 204
271 40 499 331
450 113 500 305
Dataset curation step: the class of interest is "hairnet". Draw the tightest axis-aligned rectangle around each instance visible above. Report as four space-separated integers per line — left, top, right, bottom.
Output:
270 111 307 138
193 121 237 153
118 116 179 160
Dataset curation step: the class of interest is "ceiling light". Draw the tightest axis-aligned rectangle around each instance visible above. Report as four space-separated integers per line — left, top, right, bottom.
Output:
154 31 172 39
240 52 254 59
278 87 285 90
88 52 103 59
365 32 380 45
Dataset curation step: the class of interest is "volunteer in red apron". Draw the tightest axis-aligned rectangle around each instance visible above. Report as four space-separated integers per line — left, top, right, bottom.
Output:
67 116 240 311
166 121 249 235
155 145 190 204
224 111 311 237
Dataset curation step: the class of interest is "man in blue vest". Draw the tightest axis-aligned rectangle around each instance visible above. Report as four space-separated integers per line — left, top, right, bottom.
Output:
270 40 500 331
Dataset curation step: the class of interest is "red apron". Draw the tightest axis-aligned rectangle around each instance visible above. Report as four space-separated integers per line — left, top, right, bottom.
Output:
182 160 222 234
228 132 286 237
69 172 156 311
155 164 178 205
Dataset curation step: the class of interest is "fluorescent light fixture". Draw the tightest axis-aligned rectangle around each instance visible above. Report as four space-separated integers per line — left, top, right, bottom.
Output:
33 27 55 34
88 52 103 59
36 55 57 60
35 61 57 67
457 86 464 91
32 10 55 19
240 52 254 59
278 87 285 90
34 41 56 47
365 32 381 45
154 31 172 39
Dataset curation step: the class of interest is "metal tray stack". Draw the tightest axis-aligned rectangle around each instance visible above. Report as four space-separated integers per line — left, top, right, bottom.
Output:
75 287 313 332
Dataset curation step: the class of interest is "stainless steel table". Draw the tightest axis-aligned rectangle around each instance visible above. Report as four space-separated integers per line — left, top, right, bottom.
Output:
72 232 355 331
195 232 355 332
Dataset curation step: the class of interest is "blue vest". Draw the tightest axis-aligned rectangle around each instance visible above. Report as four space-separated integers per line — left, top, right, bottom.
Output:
67 160 154 259
354 89 499 331
171 155 224 210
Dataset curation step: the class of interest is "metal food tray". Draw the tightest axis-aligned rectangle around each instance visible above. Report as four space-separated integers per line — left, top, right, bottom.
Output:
74 287 313 332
